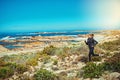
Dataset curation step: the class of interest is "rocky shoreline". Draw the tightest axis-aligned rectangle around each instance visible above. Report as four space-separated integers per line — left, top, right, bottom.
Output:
0 30 108 56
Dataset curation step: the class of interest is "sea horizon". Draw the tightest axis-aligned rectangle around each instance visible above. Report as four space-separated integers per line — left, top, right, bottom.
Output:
0 30 91 39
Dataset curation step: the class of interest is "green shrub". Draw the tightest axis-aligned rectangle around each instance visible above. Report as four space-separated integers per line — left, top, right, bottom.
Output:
5 63 27 74
0 67 14 79
26 58 38 66
16 64 28 74
82 62 104 78
0 58 6 66
103 52 120 72
26 52 41 66
42 45 56 55
5 63 17 71
103 62 120 73
99 38 120 51
53 59 58 65
40 54 51 64
55 48 68 60
0 63 17 79
82 53 120 78
34 69 56 80
0 62 27 79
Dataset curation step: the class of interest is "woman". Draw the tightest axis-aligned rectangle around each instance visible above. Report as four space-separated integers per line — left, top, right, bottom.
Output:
85 34 99 61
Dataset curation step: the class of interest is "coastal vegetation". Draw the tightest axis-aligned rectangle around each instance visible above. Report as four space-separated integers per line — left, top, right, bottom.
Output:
0 44 87 79
99 38 120 51
103 52 120 73
0 59 27 79
82 62 104 78
1 39 120 79
81 52 120 79
34 69 56 80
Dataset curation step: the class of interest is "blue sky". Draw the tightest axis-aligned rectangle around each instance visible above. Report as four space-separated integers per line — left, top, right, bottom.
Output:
0 0 120 32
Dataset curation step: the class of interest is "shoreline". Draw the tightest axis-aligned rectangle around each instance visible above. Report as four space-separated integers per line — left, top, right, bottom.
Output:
0 30 119 57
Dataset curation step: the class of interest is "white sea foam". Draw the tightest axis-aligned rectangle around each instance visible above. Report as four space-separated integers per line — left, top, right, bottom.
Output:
0 36 17 41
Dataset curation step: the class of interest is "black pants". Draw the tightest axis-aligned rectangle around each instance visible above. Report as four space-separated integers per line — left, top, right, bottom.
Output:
88 46 99 61
88 47 94 61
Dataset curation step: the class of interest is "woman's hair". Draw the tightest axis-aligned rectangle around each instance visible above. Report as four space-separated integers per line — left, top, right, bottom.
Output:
89 34 94 36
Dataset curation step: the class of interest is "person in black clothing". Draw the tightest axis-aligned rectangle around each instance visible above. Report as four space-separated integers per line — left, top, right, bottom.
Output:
85 34 99 61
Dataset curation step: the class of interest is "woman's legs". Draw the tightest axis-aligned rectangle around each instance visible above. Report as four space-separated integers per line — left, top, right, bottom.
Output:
88 47 94 61
88 47 99 61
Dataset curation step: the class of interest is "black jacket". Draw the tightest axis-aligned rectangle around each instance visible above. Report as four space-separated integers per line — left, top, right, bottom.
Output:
85 38 98 47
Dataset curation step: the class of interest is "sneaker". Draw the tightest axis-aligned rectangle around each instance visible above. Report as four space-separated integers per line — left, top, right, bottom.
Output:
93 54 99 56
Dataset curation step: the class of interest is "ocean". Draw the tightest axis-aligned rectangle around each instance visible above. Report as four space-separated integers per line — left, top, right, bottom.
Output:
0 31 90 49
0 31 90 40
